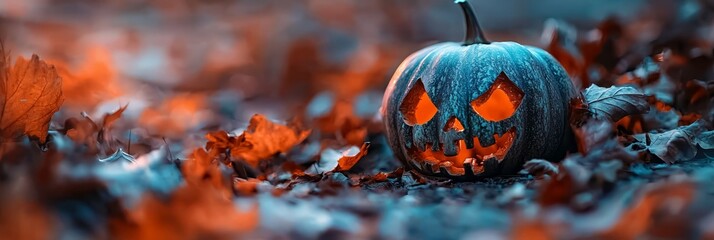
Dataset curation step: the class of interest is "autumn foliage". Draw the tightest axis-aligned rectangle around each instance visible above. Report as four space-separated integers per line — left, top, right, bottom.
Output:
0 52 63 143
0 1 713 239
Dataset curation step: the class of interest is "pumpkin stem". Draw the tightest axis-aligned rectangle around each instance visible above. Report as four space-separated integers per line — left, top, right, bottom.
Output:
456 0 489 45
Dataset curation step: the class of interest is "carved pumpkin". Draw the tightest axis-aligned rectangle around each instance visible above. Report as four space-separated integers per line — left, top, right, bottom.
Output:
381 0 576 180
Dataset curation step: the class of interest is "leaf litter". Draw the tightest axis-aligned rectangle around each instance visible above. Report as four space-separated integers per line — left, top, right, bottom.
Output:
0 1 713 239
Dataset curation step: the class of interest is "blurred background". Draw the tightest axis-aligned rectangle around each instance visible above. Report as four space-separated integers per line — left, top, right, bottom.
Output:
2 1 714 239
0 0 708 146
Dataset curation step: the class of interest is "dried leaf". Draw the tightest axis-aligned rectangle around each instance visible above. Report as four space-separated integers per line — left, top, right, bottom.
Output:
98 105 128 145
138 93 208 138
597 178 695 239
233 178 264 196
53 45 121 108
102 105 127 129
182 148 226 190
231 114 311 166
522 159 559 177
306 142 370 175
633 129 697 164
628 120 712 163
573 119 614 154
0 54 64 143
583 84 648 122
336 142 369 171
569 94 590 127
112 185 258 239
360 168 404 184
696 131 714 150
205 130 232 153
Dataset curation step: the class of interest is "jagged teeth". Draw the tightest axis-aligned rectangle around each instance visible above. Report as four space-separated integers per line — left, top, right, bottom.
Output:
423 162 436 174
463 158 475 176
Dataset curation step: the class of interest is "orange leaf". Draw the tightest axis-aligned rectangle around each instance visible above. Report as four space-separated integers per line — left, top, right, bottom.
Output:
231 114 311 166
0 54 64 143
336 142 369 171
112 185 258 239
306 142 370 175
102 104 127 128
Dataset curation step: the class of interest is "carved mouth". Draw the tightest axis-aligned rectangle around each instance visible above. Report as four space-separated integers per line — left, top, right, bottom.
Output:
408 127 516 176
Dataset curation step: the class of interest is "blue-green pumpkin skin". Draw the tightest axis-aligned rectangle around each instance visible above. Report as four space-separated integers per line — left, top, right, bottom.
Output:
382 41 576 180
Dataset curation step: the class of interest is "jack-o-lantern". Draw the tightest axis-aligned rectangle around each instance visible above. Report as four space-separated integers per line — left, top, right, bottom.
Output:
381 0 576 180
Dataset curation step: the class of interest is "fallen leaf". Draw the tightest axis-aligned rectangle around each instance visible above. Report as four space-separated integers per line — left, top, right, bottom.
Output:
596 178 695 239
569 94 590 127
138 93 209 138
573 119 614 154
231 114 311 166
522 159 559 177
634 130 697 164
52 45 122 108
583 84 648 122
205 130 233 153
182 148 227 190
98 105 127 145
306 142 370 175
101 105 127 129
234 178 264 196
696 131 714 150
62 115 99 153
629 120 712 163
111 185 258 239
0 54 64 143
336 142 370 171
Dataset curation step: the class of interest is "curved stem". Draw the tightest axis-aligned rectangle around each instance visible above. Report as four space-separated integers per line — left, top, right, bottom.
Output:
456 0 489 45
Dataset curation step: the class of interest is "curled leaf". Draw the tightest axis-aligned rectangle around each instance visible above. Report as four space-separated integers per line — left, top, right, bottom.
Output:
583 84 648 122
306 142 370 175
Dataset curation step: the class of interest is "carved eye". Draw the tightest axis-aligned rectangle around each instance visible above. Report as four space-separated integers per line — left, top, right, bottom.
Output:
400 79 438 125
471 72 524 121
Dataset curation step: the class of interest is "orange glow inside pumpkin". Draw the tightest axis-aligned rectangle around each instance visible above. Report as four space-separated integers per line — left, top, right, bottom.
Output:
400 80 438 125
412 127 517 174
471 73 524 121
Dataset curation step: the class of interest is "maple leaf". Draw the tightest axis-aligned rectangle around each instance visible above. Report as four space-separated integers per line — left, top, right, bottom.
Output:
182 148 228 190
0 54 64 143
231 114 311 166
583 84 648 122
